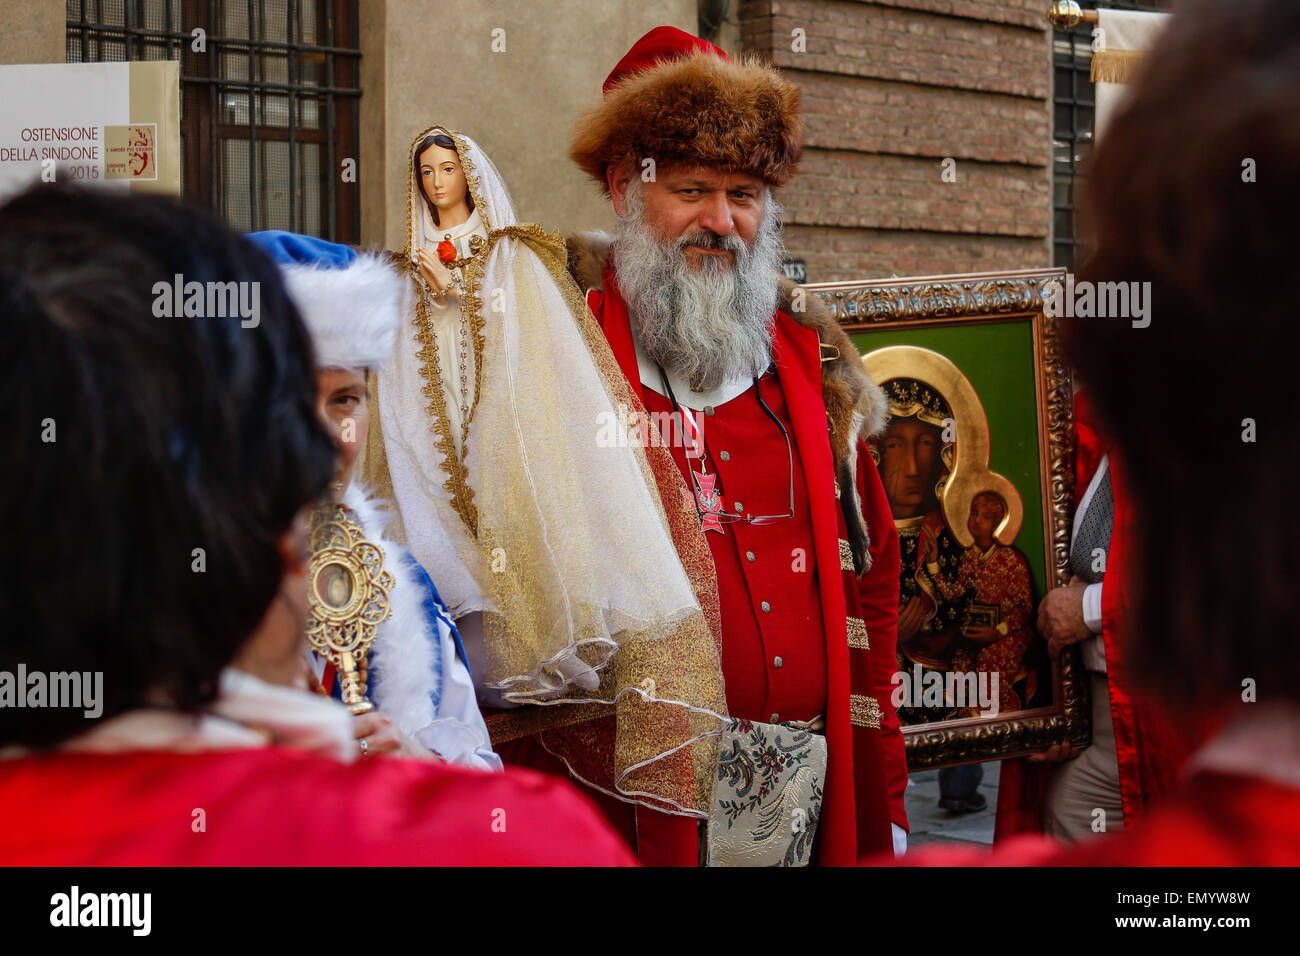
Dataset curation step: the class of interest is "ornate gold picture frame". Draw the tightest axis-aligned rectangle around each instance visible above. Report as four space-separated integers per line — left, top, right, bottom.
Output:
804 267 1090 768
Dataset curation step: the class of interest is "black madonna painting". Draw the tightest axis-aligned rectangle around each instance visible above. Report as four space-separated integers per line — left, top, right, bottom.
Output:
870 355 1047 726
803 267 1088 767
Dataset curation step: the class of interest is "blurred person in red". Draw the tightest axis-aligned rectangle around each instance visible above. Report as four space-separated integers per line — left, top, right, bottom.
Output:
873 0 1300 866
993 387 1212 842
0 183 633 866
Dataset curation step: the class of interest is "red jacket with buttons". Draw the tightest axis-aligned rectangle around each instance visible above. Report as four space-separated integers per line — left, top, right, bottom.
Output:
581 268 908 864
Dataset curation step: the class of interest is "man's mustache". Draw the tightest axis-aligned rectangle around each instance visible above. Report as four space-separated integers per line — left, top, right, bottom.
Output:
674 231 747 256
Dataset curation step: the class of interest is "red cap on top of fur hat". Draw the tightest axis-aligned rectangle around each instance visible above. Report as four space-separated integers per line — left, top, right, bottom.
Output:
601 25 730 93
572 25 802 192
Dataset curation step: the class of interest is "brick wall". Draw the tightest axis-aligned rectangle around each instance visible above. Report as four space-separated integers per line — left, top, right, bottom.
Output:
741 0 1052 281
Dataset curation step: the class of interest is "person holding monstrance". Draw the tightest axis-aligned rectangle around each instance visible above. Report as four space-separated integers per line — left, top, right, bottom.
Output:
248 229 499 770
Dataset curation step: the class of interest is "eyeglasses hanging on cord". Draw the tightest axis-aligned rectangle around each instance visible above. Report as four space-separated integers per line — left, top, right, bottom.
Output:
657 364 795 533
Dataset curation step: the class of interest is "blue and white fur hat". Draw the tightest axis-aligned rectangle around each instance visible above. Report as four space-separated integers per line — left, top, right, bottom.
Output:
247 230 409 371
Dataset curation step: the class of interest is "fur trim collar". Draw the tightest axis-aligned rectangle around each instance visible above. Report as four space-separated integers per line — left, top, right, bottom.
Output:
566 231 887 572
569 50 803 190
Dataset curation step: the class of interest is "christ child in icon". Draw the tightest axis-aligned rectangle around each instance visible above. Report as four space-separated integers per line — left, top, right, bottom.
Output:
920 490 1036 713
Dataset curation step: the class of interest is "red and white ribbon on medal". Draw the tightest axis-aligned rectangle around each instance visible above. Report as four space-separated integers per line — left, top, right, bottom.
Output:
679 405 724 534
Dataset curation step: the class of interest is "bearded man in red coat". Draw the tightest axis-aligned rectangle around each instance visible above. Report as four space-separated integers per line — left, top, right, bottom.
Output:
552 26 909 864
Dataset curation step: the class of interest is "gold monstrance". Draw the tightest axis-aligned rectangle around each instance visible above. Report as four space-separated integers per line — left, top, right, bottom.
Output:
306 504 395 714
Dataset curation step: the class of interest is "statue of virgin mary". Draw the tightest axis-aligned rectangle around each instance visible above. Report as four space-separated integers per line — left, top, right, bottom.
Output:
362 125 728 819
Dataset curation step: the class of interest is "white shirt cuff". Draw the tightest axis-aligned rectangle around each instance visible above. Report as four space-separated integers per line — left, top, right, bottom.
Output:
1082 582 1104 634
891 822 908 857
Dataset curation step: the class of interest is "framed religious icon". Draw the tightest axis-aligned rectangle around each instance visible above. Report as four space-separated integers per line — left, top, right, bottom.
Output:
804 267 1089 769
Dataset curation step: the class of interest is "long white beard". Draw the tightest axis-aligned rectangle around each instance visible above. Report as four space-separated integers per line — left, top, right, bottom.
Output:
612 181 785 391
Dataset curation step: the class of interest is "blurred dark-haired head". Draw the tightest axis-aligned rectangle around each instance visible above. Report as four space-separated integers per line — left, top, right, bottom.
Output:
0 182 336 748
1067 0 1300 707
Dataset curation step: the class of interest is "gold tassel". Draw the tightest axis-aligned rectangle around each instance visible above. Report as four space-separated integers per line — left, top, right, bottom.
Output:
1091 49 1146 84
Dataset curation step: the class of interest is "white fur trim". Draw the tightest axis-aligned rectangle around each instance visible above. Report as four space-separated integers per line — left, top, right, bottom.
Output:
280 253 410 370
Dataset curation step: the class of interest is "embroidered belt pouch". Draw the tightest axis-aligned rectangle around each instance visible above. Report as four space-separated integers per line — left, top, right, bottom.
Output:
706 717 827 867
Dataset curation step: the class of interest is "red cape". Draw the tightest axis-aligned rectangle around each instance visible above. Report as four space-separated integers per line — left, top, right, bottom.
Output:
0 748 636 866
880 769 1300 866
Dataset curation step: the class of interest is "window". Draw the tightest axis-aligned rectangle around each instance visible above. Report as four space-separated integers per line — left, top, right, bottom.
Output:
67 0 360 242
1052 0 1168 270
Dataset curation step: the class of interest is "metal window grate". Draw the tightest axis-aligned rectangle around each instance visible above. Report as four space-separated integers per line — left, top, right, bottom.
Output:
1052 0 1168 271
67 0 360 242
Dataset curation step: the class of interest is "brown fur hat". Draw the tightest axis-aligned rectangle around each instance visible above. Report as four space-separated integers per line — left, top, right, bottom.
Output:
570 43 803 192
